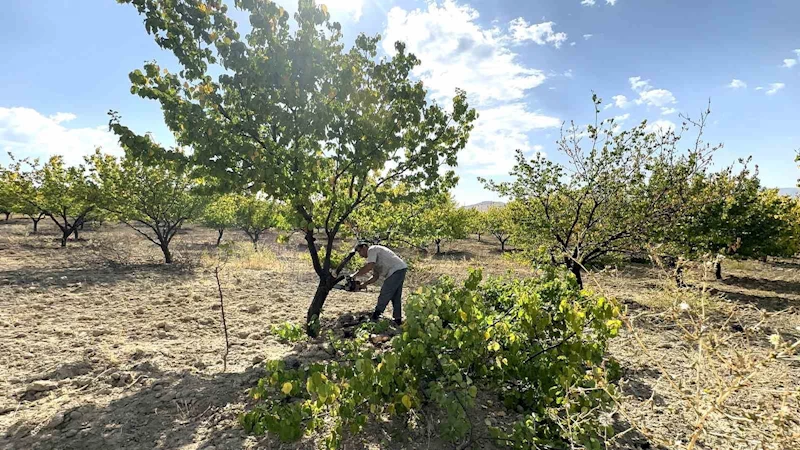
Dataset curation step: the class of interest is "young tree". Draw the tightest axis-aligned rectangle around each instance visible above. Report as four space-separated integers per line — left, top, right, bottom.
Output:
89 150 203 263
672 165 800 279
236 195 281 250
202 193 239 246
466 208 487 242
12 156 99 247
0 170 13 221
115 0 476 335
416 194 469 254
484 205 513 251
483 98 718 288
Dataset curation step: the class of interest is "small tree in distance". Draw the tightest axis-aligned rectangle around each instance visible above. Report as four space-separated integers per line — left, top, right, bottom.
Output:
466 208 487 242
11 155 99 247
236 195 281 250
89 150 203 264
414 194 469 254
484 205 513 252
202 194 239 246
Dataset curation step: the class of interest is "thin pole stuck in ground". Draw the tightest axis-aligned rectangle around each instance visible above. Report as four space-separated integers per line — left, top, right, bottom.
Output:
214 266 230 372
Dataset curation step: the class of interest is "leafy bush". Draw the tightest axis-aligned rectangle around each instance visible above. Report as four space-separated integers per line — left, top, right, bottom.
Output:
270 322 306 344
241 269 621 448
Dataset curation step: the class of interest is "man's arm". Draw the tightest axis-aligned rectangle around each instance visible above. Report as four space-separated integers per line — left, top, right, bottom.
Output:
354 262 378 286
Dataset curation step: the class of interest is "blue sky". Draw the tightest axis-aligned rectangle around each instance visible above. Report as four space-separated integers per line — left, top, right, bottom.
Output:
1 0 798 203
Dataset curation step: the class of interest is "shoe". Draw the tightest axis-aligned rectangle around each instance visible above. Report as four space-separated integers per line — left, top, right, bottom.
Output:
393 318 403 326
370 312 380 322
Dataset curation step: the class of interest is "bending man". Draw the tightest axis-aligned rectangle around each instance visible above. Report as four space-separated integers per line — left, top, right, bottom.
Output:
352 241 407 325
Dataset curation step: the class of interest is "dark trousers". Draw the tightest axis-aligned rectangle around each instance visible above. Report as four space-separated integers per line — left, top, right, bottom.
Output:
373 269 406 322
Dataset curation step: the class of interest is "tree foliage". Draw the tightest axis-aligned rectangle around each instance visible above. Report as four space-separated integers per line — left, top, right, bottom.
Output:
235 195 282 249
11 155 100 247
484 205 513 251
669 163 800 277
466 208 487 241
89 151 203 263
116 0 476 335
202 193 239 245
414 194 469 254
483 97 718 287
241 269 621 449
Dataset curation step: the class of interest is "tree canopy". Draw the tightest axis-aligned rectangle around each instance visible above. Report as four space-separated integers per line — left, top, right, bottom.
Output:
117 0 476 334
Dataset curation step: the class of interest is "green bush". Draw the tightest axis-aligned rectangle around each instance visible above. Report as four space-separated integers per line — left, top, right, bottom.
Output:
270 322 306 344
241 269 621 448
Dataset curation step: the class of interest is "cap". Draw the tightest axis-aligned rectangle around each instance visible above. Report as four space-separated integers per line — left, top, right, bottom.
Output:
354 240 371 249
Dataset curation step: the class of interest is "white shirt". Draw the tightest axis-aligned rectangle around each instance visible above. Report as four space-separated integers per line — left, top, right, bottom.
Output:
366 245 407 280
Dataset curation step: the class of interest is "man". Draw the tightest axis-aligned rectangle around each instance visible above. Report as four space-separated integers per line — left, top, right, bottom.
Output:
352 241 407 325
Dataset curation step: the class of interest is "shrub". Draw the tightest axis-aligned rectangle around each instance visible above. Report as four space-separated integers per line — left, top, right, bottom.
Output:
270 322 306 344
241 269 621 448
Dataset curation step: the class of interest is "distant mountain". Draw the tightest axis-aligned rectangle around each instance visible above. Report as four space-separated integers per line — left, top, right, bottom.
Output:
464 201 505 211
778 187 799 197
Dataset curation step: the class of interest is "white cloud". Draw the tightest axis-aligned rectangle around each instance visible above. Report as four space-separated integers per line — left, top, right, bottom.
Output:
795 49 800 56
383 1 560 177
460 104 558 176
583 34 593 40
755 86 764 91
563 69 574 78
660 107 678 115
509 18 568 48
570 42 577 46
604 94 630 109
727 79 747 89
0 107 122 166
581 0 596 5
765 83 785 95
645 119 676 134
612 113 630 123
383 2 547 104
606 0 618 5
629 76 677 107
321 0 364 22
782 59 797 68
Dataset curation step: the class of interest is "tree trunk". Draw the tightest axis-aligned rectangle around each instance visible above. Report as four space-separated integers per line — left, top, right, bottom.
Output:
79 221 84 230
306 280 332 337
60 230 68 247
570 263 583 288
477 233 481 242
435 239 441 254
216 228 224 246
714 261 722 280
73 227 79 240
3 212 9 221
32 219 40 234
500 239 506 252
675 266 686 288
161 243 173 264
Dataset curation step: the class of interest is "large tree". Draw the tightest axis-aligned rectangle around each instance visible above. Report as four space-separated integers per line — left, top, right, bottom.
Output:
115 0 476 335
483 97 718 287
89 150 203 264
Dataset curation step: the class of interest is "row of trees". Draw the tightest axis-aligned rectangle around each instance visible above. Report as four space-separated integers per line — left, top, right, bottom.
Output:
0 151 286 263
482 98 800 287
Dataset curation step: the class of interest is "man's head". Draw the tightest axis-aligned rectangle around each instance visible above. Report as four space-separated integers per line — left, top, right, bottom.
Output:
355 241 370 258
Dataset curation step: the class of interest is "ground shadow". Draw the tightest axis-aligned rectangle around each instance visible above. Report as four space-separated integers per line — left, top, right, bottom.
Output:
766 259 800 270
2 364 262 450
711 287 794 312
722 275 800 297
609 419 668 450
431 249 476 260
0 263 196 290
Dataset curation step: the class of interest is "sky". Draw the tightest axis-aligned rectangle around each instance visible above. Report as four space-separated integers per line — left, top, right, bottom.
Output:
1 0 799 204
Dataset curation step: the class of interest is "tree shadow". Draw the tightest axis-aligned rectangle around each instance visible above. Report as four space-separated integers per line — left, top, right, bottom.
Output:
766 259 800 270
721 275 800 297
431 249 476 261
0 263 196 290
710 287 794 312
609 419 668 450
2 364 265 450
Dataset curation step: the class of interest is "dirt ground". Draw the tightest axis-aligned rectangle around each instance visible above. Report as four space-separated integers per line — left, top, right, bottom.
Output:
1 218 798 449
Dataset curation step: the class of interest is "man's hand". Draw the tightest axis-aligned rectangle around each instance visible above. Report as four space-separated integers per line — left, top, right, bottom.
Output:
354 262 375 278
